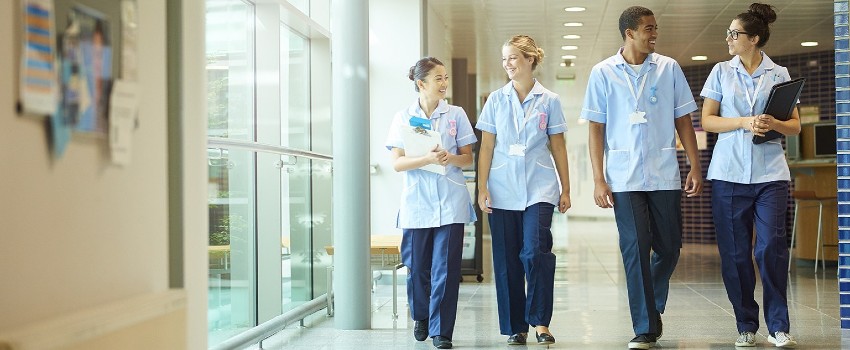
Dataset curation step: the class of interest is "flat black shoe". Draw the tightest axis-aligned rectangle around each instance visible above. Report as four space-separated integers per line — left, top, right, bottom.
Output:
413 320 428 341
536 332 555 344
432 335 452 349
507 333 527 345
656 313 663 340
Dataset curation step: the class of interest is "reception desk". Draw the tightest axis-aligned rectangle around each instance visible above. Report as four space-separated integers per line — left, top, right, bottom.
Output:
788 159 837 262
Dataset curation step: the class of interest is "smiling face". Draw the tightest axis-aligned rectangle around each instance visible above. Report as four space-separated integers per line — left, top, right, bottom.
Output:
417 64 448 100
502 44 534 81
626 15 658 55
726 19 757 56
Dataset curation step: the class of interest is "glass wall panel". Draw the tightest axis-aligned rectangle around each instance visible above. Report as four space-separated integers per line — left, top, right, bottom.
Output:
310 159 333 297
206 0 256 346
280 155 312 309
281 26 310 150
207 148 257 345
206 0 255 141
288 0 309 15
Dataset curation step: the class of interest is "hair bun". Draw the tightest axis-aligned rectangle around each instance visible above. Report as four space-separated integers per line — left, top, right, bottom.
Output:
537 47 545 62
408 66 416 81
748 3 776 24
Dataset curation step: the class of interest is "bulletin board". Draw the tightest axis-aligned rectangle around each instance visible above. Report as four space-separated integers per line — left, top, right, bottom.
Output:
16 0 138 159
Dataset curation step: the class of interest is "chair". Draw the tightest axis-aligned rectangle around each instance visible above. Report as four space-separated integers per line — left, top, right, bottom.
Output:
788 190 838 273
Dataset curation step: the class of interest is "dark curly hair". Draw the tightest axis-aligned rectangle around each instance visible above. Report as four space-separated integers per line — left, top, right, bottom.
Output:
736 3 777 48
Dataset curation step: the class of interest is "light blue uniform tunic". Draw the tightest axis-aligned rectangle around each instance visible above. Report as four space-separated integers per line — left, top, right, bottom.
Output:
700 53 792 184
580 49 697 192
475 80 568 210
385 99 478 229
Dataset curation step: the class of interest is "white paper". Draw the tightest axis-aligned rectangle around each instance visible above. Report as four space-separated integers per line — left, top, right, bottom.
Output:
401 125 445 175
121 0 139 80
109 80 139 165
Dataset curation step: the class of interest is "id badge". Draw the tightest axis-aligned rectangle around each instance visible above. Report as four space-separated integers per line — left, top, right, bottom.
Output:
629 111 647 124
509 144 526 156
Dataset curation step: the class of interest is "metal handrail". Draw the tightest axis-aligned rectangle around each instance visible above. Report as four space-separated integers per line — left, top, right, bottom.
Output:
209 292 333 350
207 137 333 161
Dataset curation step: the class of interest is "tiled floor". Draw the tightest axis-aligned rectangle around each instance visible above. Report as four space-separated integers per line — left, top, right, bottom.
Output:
254 218 847 349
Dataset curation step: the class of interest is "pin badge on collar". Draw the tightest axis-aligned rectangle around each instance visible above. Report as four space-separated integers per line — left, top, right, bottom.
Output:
448 120 457 136
649 86 658 104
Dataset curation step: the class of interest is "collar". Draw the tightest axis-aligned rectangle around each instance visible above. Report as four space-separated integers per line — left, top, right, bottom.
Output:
407 98 449 119
613 48 657 76
499 79 545 102
730 51 775 77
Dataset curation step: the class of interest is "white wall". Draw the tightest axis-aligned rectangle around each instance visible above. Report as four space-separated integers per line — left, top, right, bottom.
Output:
368 0 423 237
551 71 615 218
0 0 202 347
426 3 452 97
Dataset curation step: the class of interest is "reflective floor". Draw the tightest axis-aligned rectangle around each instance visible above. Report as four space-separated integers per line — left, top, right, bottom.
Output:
253 218 847 349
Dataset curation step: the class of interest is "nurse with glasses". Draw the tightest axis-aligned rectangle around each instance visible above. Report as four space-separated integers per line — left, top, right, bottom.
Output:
700 3 800 348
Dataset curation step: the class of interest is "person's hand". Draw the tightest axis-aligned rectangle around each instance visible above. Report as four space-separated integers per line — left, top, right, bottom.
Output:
594 180 614 208
478 189 493 213
741 116 764 136
426 145 448 165
558 192 571 213
753 114 776 134
684 167 703 197
436 149 450 166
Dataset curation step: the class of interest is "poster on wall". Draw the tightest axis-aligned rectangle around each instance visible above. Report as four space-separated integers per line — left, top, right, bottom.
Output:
20 0 57 115
56 5 113 135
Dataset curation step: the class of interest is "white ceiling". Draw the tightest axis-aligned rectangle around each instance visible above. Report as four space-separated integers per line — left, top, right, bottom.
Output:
427 0 834 85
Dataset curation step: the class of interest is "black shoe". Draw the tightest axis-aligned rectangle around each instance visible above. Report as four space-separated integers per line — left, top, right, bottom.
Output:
413 320 428 341
507 333 527 345
656 314 663 340
536 332 555 344
628 334 657 349
432 336 452 349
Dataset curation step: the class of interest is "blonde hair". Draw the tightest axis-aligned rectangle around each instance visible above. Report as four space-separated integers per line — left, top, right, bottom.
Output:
504 35 544 70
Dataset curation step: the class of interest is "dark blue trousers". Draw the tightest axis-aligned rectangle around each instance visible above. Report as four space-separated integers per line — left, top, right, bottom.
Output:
489 202 556 335
711 180 790 334
401 224 463 339
612 190 682 336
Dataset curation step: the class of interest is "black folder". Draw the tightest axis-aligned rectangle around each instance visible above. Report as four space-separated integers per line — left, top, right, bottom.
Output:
752 77 805 144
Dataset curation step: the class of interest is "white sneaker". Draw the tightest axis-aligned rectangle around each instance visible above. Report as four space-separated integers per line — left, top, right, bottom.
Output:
735 331 756 347
768 331 797 348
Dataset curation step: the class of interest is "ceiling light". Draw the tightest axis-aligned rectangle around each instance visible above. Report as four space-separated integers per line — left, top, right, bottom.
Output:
560 62 567 67
561 55 577 59
691 56 708 61
570 62 575 67
801 41 818 47
564 7 586 12
562 34 581 39
563 22 583 27
561 45 578 50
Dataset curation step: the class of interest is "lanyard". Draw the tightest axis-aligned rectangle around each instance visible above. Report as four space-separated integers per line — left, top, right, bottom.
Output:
739 73 765 115
620 66 648 112
512 95 542 142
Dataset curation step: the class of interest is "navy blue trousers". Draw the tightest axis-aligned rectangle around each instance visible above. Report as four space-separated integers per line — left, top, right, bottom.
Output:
489 202 556 335
612 190 682 336
401 224 463 339
711 180 790 334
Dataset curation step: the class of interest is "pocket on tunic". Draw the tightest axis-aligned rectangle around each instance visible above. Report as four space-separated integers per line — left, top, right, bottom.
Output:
658 147 679 180
606 150 630 183
535 159 555 170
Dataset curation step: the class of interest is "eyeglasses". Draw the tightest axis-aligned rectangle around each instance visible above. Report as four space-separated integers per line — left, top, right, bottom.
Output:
726 29 752 40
